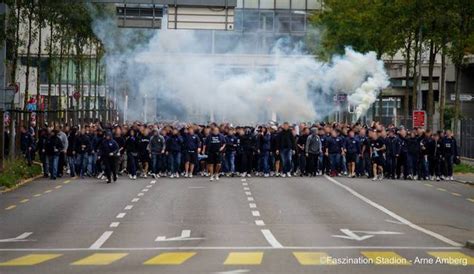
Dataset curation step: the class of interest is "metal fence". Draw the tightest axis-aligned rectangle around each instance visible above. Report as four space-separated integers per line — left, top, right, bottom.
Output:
460 119 474 159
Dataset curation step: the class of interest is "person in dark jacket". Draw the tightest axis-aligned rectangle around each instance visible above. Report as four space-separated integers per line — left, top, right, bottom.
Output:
203 126 226 181
149 128 165 178
277 122 296 177
296 127 309 176
166 128 184 178
430 133 444 181
98 131 119 183
75 128 92 178
113 127 126 175
406 131 420 180
257 127 272 177
442 130 459 180
46 130 64 180
125 129 139 180
37 128 49 177
305 127 322 177
326 129 344 177
183 127 201 178
20 126 35 166
225 127 238 176
369 130 386 181
385 129 400 179
67 127 78 177
396 128 409 179
344 130 360 178
138 128 151 178
419 130 432 180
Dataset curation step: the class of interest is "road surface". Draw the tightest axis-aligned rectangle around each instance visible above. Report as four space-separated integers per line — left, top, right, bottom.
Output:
0 174 473 273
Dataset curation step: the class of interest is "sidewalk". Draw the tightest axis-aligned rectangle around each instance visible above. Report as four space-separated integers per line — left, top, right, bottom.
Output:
454 173 474 185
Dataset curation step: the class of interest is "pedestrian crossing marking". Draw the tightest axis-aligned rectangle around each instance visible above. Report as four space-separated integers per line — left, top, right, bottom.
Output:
71 253 128 265
223 252 263 265
293 252 335 265
361 251 411 265
428 252 474 265
144 252 196 265
5 205 16 210
0 254 62 266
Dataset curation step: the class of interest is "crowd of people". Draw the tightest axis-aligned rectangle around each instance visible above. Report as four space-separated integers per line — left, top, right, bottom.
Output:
18 121 460 184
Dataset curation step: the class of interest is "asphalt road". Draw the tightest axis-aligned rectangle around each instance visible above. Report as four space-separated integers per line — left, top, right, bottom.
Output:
0 173 473 274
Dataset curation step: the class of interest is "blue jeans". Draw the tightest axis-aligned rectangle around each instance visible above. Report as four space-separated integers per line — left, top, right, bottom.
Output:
48 155 59 179
128 152 138 176
168 152 181 174
329 153 341 173
280 148 292 174
260 151 270 174
226 151 236 173
407 153 418 176
151 154 164 174
87 153 96 175
68 156 76 177
76 153 88 177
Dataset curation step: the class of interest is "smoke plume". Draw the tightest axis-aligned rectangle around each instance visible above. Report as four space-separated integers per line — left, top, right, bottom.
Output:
91 13 389 123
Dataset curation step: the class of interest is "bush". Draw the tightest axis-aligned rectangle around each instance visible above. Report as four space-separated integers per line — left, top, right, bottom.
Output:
0 158 42 189
454 163 474 174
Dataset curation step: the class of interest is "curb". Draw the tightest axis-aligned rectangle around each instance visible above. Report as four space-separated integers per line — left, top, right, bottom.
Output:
466 240 474 250
0 174 44 194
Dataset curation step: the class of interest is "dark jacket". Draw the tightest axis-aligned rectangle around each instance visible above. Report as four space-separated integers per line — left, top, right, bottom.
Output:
257 133 272 152
46 135 64 156
278 129 296 150
166 134 183 153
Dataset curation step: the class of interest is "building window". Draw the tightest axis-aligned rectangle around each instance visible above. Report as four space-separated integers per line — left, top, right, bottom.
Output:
291 12 306 32
276 0 290 9
260 11 274 32
243 10 259 32
275 11 290 33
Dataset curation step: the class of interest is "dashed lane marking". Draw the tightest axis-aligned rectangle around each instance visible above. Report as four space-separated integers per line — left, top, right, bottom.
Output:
436 188 447 192
20 199 29 203
71 253 128 265
467 198 474 203
55 185 63 189
243 187 250 190
245 191 252 196
249 203 257 208
63 180 71 184
293 252 335 265
110 222 120 228
424 183 433 187
33 194 42 197
255 220 265 226
247 197 254 201
116 213 126 219
251 211 260 217
124 205 133 210
142 189 149 192
144 252 196 265
224 252 263 265
451 192 462 197
146 185 152 188
138 193 144 196
5 205 16 210
361 251 411 265
0 254 62 266
44 190 52 193
132 198 140 202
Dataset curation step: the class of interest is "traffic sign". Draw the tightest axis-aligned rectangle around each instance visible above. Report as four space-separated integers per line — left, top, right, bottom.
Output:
413 110 426 128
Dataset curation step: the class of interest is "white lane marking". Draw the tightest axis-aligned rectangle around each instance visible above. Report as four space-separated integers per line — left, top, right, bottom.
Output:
189 186 205 189
245 191 252 196
255 220 265 226
138 193 144 196
131 198 140 202
214 270 250 274
151 180 156 184
251 211 260 217
142 188 149 192
146 185 152 188
247 197 254 201
324 175 462 247
89 231 113 249
116 213 126 219
249 203 257 208
0 232 33 243
261 229 283 248
124 205 133 210
0 246 462 251
242 183 248 186
243 187 250 190
110 222 120 228
241 179 246 182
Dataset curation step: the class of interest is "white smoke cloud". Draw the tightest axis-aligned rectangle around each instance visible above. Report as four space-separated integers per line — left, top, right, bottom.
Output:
91 15 389 123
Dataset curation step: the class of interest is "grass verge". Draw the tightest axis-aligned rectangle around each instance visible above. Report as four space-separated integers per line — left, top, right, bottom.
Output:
454 163 474 174
0 158 42 189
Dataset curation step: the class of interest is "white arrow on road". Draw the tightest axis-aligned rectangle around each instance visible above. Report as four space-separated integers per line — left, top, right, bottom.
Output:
155 230 204 242
332 229 402 241
0 232 33 243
